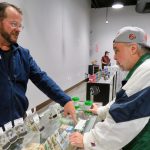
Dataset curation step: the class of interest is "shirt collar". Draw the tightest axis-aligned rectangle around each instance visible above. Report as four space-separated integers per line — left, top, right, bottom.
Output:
126 53 150 81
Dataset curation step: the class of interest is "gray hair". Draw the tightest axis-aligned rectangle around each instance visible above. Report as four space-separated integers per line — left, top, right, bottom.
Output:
137 43 150 54
125 42 150 55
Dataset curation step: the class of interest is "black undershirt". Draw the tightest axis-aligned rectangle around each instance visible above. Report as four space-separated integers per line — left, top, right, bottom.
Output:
0 49 12 76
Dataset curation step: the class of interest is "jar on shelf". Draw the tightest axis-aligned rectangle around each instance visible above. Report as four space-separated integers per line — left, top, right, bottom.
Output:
72 97 80 110
84 100 93 114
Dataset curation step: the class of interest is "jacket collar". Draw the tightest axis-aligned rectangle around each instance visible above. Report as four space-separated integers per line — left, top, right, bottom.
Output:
125 53 150 81
0 43 19 54
11 43 20 52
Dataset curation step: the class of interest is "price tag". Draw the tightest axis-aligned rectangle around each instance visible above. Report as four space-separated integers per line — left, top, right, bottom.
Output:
4 122 13 131
0 127 4 134
33 113 40 124
14 118 24 126
26 109 33 116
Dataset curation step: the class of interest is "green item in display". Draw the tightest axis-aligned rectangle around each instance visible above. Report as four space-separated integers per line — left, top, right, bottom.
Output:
72 97 80 109
72 97 80 101
84 100 93 106
84 100 93 114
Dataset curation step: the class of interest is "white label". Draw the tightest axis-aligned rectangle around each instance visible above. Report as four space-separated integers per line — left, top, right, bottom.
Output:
4 122 13 131
14 118 24 126
26 109 33 116
0 127 4 134
74 119 86 131
33 113 40 123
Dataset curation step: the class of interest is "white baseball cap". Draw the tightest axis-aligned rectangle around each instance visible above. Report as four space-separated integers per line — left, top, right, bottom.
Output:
114 26 150 49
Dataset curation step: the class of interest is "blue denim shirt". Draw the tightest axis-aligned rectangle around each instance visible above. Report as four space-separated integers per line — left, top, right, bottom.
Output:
0 44 70 126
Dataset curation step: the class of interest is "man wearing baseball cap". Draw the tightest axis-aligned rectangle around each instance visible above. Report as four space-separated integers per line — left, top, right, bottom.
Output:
69 26 150 150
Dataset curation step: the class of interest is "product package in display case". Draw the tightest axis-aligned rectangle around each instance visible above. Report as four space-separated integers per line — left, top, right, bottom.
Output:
21 132 42 150
22 142 44 150
14 118 28 138
0 101 98 150
7 129 41 150
0 128 11 150
4 122 18 144
24 108 45 132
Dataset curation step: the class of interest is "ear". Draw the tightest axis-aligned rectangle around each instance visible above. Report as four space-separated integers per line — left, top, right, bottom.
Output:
131 43 138 55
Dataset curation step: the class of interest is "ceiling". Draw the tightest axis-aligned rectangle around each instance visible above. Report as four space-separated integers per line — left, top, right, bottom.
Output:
91 0 137 8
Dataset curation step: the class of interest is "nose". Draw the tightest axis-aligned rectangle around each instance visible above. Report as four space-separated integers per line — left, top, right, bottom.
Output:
14 27 22 33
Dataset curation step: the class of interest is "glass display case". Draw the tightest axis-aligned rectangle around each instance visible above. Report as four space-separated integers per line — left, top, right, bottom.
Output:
0 102 98 150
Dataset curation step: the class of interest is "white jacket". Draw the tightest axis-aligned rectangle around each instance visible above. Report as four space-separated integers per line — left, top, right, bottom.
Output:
83 59 150 150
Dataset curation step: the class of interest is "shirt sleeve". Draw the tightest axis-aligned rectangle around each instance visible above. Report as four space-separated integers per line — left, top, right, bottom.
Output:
83 59 150 150
97 100 115 120
83 114 149 150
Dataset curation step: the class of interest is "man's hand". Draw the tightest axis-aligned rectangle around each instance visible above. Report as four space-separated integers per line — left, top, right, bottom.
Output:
64 101 77 123
89 103 98 114
69 132 84 148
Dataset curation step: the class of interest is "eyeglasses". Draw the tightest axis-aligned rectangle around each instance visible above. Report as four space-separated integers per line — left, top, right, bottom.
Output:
9 21 24 30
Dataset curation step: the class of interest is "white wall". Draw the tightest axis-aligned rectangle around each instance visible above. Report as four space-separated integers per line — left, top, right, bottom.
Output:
2 1 149 109
2 0 91 108
90 6 150 67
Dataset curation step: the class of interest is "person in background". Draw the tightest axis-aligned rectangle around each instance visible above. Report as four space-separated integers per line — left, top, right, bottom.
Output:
101 50 111 69
0 2 76 128
69 26 150 150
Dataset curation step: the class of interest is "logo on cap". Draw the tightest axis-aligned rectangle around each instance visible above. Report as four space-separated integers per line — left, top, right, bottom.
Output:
129 33 136 40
